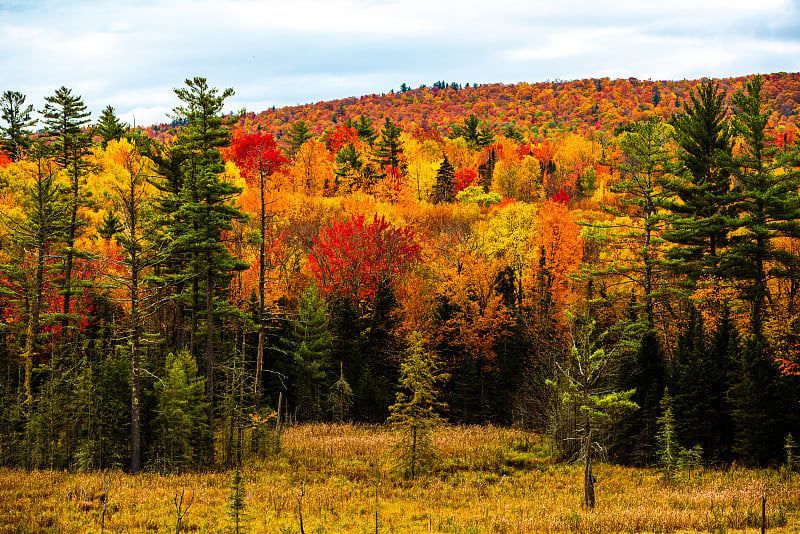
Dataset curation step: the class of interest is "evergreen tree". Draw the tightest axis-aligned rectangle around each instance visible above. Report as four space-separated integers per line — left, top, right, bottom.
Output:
0 140 68 468
671 306 736 463
387 331 448 479
95 105 128 148
549 315 638 509
285 120 313 156
665 80 733 282
0 90 36 161
430 155 455 204
334 143 364 193
170 77 248 463
451 114 494 149
720 75 800 341
41 86 93 333
372 119 404 171
104 136 166 474
289 284 333 420
151 351 208 471
355 114 377 145
604 116 675 327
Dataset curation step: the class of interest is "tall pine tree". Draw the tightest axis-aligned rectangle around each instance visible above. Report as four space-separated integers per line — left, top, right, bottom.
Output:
170 77 248 464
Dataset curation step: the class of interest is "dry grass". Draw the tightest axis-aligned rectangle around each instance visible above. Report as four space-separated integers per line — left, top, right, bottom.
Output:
1 424 798 533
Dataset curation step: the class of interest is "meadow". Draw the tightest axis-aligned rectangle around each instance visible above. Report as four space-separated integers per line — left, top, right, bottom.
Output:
0 424 797 534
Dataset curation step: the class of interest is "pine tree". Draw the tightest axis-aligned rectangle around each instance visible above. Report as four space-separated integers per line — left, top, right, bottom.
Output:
372 119 403 172
95 105 128 148
720 75 800 341
285 120 313 156
355 114 377 146
41 86 93 333
549 315 638 508
0 90 37 161
0 140 67 468
170 77 248 463
665 80 733 282
387 331 448 479
103 136 165 474
451 114 494 149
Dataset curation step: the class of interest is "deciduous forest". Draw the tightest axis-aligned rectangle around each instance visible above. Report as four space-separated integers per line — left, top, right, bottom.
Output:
1 71 800 486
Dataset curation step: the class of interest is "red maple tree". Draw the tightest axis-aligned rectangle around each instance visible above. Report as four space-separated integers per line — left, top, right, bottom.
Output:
308 214 421 305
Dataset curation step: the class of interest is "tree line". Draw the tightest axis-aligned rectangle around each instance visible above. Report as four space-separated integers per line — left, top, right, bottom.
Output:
0 75 799 475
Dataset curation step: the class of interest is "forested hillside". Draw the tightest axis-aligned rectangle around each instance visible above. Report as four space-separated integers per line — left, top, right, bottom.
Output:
1 72 800 474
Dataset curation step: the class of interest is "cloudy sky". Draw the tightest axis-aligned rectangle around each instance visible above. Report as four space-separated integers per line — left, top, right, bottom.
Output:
2 0 799 126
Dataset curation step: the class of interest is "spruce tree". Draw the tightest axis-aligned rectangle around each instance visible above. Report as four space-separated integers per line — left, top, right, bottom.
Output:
0 90 37 161
289 284 333 420
430 155 455 204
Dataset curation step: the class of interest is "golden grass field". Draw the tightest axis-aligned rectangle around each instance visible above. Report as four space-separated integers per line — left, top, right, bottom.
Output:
0 424 797 533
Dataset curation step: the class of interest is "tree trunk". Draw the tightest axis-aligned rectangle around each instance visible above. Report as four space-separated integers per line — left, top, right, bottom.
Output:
205 256 215 464
584 453 595 509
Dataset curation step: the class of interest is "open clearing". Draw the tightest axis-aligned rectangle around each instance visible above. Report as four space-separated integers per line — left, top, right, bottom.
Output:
0 424 797 533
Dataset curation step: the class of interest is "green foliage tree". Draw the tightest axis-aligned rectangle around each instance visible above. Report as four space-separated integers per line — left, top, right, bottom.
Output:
656 389 679 481
0 90 36 161
151 351 208 471
354 114 377 146
170 77 248 462
549 316 638 508
665 80 733 282
430 155 455 204
334 143 365 193
228 467 247 533
285 119 313 156
289 284 333 420
451 114 494 149
720 75 800 341
670 306 736 463
0 140 67 468
387 331 448 479
95 105 128 148
41 86 93 333
372 119 404 171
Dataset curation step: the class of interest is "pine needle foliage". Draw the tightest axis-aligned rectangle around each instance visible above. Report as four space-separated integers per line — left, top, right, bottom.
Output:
387 331 448 479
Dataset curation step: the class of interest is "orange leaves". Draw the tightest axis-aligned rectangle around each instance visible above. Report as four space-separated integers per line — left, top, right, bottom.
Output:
529 200 583 312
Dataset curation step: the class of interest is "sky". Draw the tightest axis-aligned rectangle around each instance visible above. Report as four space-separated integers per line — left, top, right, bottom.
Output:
2 0 800 127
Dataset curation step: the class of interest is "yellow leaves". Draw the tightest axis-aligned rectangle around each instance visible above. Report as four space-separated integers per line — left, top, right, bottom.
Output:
285 139 334 196
492 155 542 201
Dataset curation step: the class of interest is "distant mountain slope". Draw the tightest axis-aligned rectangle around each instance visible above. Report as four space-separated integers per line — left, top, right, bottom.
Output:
145 73 800 142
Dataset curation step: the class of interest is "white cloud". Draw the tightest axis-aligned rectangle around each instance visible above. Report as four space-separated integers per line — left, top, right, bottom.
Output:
0 0 797 126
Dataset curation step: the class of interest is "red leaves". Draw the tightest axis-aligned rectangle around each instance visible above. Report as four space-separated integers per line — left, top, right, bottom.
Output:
326 124 359 153
551 189 571 204
308 214 421 305
230 130 287 184
453 168 477 193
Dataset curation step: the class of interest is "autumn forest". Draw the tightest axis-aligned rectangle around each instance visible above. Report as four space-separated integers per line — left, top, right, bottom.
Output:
2 71 800 483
